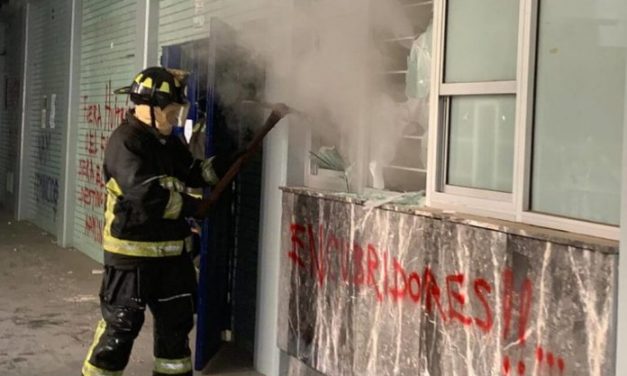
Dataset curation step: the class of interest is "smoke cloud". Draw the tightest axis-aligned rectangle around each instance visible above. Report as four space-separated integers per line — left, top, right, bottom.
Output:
208 0 433 192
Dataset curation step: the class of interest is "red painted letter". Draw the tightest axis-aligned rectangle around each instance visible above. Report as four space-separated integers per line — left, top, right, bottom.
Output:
367 245 383 301
473 278 493 333
353 244 365 285
423 267 447 321
288 224 306 269
446 274 472 325
408 272 421 303
389 258 408 300
503 269 513 340
518 278 532 345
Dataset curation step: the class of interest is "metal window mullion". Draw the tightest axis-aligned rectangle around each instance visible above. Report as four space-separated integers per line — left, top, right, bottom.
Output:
438 96 451 192
515 0 539 221
429 190 517 221
425 0 446 206
439 81 517 96
443 184 512 202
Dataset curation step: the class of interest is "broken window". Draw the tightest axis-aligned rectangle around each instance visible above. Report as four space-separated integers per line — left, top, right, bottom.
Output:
368 0 433 193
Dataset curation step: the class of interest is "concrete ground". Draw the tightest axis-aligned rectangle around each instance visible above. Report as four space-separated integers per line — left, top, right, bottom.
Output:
0 211 261 376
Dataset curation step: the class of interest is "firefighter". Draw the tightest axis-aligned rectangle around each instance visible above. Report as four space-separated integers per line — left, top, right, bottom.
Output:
81 66 287 376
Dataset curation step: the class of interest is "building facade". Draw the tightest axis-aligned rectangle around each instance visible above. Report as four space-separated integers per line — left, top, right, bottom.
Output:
0 0 625 375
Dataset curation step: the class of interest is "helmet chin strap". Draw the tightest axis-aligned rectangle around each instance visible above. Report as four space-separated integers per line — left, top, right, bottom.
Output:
150 104 157 129
149 88 158 130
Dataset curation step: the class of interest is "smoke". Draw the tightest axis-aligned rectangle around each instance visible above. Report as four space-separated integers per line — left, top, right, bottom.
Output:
286 0 414 155
285 0 433 192
206 0 433 192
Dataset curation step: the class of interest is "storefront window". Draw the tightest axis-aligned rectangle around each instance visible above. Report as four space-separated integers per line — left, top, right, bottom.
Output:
531 0 625 225
442 0 519 193
447 95 515 192
444 0 519 83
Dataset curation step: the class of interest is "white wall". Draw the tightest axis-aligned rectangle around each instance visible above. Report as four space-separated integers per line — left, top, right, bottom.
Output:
612 4 627 374
616 58 627 376
255 2 294 374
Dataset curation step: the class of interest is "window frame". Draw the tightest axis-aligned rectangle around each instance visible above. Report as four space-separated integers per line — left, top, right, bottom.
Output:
426 0 620 240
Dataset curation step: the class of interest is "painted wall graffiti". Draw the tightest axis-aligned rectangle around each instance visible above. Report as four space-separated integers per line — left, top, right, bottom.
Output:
36 130 53 164
34 173 59 215
77 80 129 243
287 222 564 375
78 186 105 210
5 77 20 170
83 80 129 130
84 213 103 243
5 77 20 109
78 158 105 189
278 191 617 376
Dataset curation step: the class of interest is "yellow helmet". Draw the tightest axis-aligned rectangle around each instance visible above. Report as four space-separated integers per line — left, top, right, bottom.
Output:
114 66 189 108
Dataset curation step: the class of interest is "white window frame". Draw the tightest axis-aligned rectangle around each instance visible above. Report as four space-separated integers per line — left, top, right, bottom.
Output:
426 0 620 240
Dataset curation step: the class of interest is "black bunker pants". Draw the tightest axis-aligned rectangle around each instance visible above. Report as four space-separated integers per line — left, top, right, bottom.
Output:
82 254 197 376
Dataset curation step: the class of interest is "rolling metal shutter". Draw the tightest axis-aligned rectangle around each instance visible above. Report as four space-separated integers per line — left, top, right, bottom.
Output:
72 0 137 260
0 25 7 207
1 13 24 212
21 0 71 234
0 22 14 209
158 0 268 48
158 0 201 47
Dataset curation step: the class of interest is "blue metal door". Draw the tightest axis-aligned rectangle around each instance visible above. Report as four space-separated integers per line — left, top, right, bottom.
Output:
162 17 265 371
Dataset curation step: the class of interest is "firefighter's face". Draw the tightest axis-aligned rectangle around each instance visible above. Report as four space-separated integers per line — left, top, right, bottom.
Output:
154 103 182 135
135 103 184 136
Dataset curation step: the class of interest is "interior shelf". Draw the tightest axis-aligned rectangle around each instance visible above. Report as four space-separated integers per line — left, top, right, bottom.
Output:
403 1 434 9
386 165 427 173
402 135 424 140
382 35 418 44
383 70 408 75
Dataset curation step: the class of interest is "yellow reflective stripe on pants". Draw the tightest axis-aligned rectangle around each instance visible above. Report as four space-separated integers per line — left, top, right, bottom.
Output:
163 191 183 219
154 356 193 374
201 157 218 185
82 320 123 376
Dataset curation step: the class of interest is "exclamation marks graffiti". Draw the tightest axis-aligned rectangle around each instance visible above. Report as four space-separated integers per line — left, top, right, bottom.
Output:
536 346 544 364
518 278 532 345
501 270 566 375
502 356 528 376
503 356 511 375
502 268 533 375
517 360 526 375
503 269 513 342
503 269 532 344
536 346 566 375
